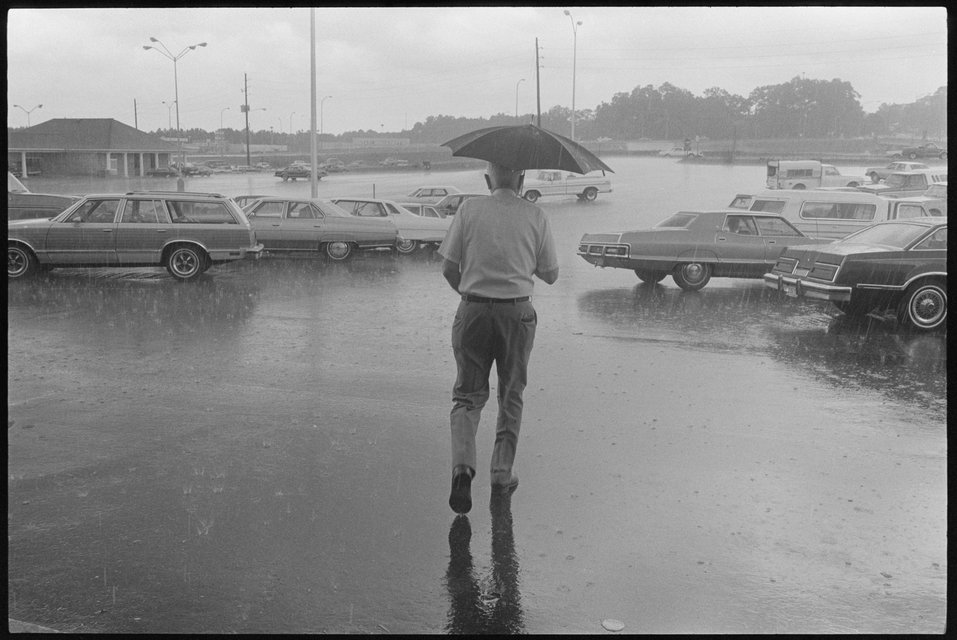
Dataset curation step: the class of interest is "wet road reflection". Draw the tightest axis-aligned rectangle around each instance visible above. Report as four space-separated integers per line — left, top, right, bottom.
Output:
445 493 523 634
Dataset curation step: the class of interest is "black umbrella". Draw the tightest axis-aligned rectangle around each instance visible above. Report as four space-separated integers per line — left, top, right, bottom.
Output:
441 124 614 174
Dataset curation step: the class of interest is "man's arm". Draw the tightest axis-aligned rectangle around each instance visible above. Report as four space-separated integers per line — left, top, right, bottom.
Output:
535 266 559 285
442 259 462 293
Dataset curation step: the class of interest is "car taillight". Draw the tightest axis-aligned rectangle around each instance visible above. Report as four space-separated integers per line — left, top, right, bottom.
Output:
772 257 796 274
809 263 838 281
604 245 628 257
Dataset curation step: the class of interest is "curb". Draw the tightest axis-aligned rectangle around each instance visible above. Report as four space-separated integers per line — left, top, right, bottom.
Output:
9 619 60 633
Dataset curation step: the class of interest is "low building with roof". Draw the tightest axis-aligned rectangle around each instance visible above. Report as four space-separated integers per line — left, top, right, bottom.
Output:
8 118 181 177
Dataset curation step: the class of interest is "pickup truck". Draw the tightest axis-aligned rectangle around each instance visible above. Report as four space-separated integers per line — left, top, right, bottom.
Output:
856 169 947 197
521 170 612 202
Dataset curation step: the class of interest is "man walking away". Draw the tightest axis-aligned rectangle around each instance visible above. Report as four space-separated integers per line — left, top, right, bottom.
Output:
438 162 559 514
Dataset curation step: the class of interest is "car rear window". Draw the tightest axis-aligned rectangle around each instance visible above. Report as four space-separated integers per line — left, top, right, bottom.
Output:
168 201 238 224
655 212 697 228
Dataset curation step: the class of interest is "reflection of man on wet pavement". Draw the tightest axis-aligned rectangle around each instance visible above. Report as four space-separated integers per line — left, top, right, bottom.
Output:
445 494 524 633
438 161 559 514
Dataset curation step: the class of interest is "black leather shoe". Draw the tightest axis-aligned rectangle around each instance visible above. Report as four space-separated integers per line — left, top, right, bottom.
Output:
449 467 473 514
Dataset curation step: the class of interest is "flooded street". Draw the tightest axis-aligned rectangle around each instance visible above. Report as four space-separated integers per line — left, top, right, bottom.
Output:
7 158 947 633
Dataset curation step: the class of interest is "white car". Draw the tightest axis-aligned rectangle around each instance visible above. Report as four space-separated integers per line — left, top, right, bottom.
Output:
331 197 451 254
398 202 447 219
405 186 462 204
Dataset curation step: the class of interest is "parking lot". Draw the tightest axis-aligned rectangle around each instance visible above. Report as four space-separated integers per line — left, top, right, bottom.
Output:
7 159 947 633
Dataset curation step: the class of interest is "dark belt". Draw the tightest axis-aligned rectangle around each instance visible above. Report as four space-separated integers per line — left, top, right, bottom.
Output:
462 294 530 304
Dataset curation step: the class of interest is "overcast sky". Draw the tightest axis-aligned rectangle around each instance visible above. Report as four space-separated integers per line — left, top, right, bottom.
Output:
6 6 948 135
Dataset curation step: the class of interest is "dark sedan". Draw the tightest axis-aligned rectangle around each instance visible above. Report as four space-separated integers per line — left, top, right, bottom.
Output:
894 142 947 160
275 164 326 182
578 210 832 290
764 217 947 331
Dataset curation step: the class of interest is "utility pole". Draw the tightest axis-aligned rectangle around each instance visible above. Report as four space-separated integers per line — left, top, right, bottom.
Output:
243 73 251 167
535 38 541 127
310 8 318 197
133 98 138 130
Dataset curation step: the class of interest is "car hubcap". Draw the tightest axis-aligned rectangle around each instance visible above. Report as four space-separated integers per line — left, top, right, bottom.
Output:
173 251 198 276
9 250 26 276
911 288 945 327
683 264 705 283
327 242 349 259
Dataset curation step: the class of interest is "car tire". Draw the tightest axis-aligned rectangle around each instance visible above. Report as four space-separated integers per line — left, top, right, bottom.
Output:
281 174 289 182
897 280 946 331
908 152 918 160
672 262 712 291
868 172 880 183
792 183 806 190
165 245 207 282
8 244 38 280
846 182 859 188
523 190 541 203
634 269 667 284
324 241 354 261
396 238 418 254
929 209 942 216
940 152 947 160
582 187 598 202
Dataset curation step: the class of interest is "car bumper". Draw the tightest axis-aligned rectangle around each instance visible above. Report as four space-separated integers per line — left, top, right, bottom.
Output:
763 273 852 302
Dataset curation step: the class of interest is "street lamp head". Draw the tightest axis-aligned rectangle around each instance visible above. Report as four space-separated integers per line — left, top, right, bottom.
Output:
142 45 153 50
576 20 582 26
149 36 159 42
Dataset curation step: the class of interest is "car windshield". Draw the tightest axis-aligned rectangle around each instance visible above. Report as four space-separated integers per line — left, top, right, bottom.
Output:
8 172 29 193
840 222 936 249
884 174 908 188
655 212 697 228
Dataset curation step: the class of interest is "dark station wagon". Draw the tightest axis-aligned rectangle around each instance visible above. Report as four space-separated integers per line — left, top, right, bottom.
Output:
764 217 947 331
8 191 263 281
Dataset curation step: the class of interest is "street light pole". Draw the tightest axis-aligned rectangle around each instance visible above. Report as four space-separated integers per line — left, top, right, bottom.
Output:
220 106 230 131
320 96 332 150
563 10 582 141
13 104 42 127
163 100 176 130
515 79 525 119
289 111 296 135
143 37 208 166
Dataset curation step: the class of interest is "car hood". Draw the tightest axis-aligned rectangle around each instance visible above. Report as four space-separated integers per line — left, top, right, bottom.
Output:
8 217 54 228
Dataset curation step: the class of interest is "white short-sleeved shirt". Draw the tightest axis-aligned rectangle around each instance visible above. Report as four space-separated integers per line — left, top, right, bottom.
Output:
437 189 558 299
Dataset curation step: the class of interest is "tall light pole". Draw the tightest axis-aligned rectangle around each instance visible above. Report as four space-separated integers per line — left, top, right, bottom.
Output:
143 37 207 164
320 95 332 149
563 9 582 141
515 79 525 119
162 100 176 129
14 104 42 127
289 111 296 134
220 106 230 131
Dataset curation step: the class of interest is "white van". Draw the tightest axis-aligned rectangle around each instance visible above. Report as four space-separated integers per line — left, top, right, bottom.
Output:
765 160 865 190
745 189 942 238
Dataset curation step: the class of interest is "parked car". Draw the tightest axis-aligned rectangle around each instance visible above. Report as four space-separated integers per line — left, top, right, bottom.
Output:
145 166 179 177
180 163 211 177
231 165 259 173
331 197 451 254
658 146 699 158
7 171 80 221
380 157 409 167
521 170 613 202
8 191 263 281
891 142 947 160
744 188 942 239
231 194 271 209
319 158 347 172
433 192 486 217
240 196 396 261
275 164 325 181
405 186 462 204
863 161 930 183
254 162 272 171
577 210 832 291
922 182 947 200
856 169 947 197
764 217 947 331
397 202 447 219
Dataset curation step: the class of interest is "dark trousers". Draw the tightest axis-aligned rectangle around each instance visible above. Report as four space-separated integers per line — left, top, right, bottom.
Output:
450 298 537 484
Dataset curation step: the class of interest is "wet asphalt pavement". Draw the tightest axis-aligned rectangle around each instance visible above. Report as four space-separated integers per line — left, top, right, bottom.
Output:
7 160 948 633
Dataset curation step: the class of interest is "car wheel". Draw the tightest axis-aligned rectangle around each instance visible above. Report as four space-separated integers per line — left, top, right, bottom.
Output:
582 187 598 202
634 269 667 284
792 183 806 190
672 262 712 291
868 172 880 183
8 244 38 279
324 241 354 261
908 152 918 160
940 152 947 160
165 245 206 282
846 181 859 188
897 280 946 331
281 174 289 182
929 209 942 216
396 238 418 254
523 190 540 203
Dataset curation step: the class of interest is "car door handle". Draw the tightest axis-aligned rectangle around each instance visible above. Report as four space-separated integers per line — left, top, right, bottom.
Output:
102 229 114 233
156 229 168 233
271 223 281 227
767 240 776 244
717 236 727 241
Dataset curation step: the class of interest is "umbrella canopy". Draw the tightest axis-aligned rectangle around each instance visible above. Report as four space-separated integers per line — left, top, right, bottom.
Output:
441 124 614 174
